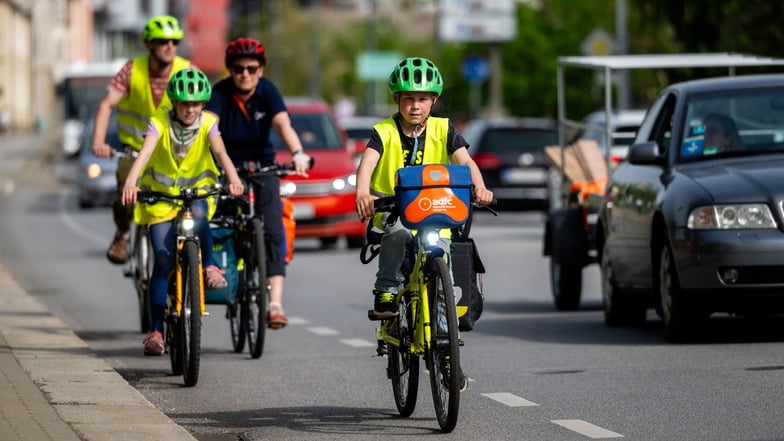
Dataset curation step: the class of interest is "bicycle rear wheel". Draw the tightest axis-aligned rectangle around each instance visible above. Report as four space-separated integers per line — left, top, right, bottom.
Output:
427 257 461 432
229 292 245 353
389 298 419 417
133 225 153 333
245 217 267 359
180 240 202 387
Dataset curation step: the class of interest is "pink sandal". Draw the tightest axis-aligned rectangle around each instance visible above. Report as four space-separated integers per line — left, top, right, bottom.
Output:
204 265 228 290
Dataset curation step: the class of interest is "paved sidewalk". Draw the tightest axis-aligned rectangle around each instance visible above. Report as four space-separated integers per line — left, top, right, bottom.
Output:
0 264 197 440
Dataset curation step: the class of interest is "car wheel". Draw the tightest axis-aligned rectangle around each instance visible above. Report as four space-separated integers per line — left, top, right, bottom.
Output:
659 241 696 342
550 259 581 311
601 239 646 327
346 235 365 249
319 237 339 249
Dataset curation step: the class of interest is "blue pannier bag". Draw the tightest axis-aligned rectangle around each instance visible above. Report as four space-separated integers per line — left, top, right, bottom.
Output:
396 164 472 230
205 227 239 305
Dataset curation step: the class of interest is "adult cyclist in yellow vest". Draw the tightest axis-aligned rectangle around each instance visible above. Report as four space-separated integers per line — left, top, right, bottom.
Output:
354 57 494 320
120 68 244 356
91 14 192 265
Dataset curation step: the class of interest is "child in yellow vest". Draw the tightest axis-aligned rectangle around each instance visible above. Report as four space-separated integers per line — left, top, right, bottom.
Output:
121 67 244 356
354 57 494 318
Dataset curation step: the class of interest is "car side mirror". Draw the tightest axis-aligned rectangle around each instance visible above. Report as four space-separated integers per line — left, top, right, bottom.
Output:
627 141 663 165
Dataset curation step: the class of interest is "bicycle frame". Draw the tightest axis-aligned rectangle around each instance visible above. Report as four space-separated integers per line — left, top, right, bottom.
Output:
172 208 205 318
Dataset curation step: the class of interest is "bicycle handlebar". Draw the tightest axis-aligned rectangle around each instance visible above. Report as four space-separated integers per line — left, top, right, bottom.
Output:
235 157 315 179
137 185 223 205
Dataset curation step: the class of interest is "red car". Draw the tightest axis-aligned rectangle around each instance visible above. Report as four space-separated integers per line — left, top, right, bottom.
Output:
273 97 366 249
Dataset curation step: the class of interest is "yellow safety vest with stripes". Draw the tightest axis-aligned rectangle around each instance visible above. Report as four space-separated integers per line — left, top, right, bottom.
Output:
370 116 451 197
117 55 189 151
134 110 221 226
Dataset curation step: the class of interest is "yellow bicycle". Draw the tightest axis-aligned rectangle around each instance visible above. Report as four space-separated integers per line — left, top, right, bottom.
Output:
137 185 222 387
367 164 495 432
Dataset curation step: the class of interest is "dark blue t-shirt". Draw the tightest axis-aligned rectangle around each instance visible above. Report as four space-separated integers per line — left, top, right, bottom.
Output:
205 77 287 165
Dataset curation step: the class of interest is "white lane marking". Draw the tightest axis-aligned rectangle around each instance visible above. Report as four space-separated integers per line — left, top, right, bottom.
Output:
57 189 106 246
286 316 309 326
306 326 339 336
482 392 539 407
339 338 376 348
552 420 624 439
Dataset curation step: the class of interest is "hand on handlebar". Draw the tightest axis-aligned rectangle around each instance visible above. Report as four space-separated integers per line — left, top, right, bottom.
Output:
227 180 244 197
356 193 378 222
93 142 113 158
474 187 494 206
293 152 312 177
121 184 138 206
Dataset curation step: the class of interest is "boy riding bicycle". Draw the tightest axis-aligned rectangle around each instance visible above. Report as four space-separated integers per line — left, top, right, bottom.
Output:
354 57 494 319
121 67 244 356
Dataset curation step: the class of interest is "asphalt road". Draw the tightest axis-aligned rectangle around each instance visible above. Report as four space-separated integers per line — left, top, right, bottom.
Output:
3 135 784 440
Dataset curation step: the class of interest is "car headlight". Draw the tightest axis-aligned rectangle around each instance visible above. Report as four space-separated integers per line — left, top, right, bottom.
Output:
687 204 777 229
86 163 102 179
281 181 297 196
332 173 356 193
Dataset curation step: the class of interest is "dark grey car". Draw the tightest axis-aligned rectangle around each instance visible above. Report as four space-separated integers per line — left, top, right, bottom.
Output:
598 74 784 341
463 117 558 210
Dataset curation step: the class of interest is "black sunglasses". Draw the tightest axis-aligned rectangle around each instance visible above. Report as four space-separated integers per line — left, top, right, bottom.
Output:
231 64 261 75
151 39 180 46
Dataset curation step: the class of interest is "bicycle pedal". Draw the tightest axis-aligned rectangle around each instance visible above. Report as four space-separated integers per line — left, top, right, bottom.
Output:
122 269 132 277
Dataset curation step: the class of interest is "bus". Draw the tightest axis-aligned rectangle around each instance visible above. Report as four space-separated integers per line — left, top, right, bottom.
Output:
59 59 126 156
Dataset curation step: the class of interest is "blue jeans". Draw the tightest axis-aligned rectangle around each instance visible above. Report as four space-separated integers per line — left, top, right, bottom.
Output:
374 212 451 294
147 200 215 333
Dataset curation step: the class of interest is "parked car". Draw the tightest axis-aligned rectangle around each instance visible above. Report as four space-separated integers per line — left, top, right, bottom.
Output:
338 115 379 165
462 117 558 210
273 97 366 249
599 74 784 341
77 113 119 209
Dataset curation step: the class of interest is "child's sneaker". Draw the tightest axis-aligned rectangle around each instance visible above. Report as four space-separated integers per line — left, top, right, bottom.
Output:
143 330 165 356
373 290 398 319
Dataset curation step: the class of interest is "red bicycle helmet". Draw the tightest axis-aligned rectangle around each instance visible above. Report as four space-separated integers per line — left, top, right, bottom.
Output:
225 38 266 68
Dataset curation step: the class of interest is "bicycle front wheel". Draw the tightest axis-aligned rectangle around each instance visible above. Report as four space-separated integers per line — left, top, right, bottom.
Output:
389 298 419 417
427 256 461 432
180 240 202 387
245 217 267 359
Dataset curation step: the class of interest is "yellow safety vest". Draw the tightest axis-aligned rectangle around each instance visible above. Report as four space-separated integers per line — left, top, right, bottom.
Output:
370 116 451 197
134 110 222 225
117 55 189 151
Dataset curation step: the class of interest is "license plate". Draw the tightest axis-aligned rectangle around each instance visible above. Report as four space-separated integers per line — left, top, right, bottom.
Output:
501 168 546 184
293 203 315 220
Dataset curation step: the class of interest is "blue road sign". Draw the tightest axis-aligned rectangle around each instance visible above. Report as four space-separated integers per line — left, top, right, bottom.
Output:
462 55 489 83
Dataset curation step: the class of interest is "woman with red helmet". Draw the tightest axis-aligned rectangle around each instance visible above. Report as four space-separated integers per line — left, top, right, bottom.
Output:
205 37 311 329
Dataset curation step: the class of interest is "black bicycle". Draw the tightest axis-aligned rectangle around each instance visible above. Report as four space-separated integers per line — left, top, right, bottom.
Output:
212 160 304 359
136 185 222 387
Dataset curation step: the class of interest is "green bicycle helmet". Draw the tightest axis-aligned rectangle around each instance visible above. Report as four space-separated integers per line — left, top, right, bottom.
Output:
142 15 184 42
166 68 212 102
388 57 443 96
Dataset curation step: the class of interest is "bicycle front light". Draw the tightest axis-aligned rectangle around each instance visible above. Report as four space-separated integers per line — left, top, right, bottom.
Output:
180 214 195 234
426 231 440 246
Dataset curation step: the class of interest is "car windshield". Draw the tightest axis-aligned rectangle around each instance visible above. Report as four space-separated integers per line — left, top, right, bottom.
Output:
478 128 558 154
271 112 344 150
679 85 784 162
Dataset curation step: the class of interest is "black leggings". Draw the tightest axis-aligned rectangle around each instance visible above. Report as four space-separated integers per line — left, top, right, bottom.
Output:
250 173 286 277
